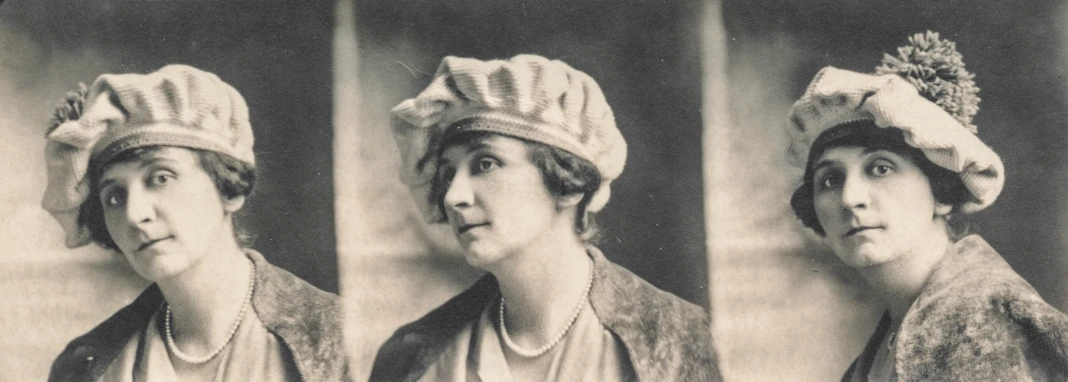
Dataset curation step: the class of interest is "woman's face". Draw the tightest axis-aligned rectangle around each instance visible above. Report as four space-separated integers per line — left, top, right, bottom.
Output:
98 147 242 282
812 146 950 269
438 134 562 268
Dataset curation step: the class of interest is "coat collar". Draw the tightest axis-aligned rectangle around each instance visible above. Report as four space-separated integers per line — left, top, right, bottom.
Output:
369 247 721 381
49 250 348 382
244 249 349 381
842 235 1068 381
894 235 1068 379
48 281 163 381
586 246 721 381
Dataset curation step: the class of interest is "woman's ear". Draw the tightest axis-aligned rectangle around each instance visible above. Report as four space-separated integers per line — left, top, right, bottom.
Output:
556 192 584 210
223 195 247 214
934 201 952 217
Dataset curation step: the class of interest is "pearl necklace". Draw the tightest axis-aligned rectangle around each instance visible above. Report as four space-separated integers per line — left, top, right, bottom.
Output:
498 258 594 358
164 260 255 365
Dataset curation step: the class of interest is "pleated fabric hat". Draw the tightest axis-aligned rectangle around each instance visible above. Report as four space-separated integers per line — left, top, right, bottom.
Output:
392 54 627 222
42 64 254 248
787 31 1003 213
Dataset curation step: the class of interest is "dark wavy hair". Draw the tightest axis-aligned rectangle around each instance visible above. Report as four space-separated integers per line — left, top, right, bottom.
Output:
428 130 604 244
790 121 971 238
80 146 257 252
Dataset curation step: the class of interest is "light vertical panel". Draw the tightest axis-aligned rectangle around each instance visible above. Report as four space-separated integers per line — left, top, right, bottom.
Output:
698 0 732 375
332 1 483 379
331 0 368 373
0 15 146 380
701 2 881 380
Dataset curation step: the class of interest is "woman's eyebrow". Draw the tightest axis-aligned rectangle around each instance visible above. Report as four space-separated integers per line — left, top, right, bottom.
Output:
97 177 118 191
812 159 837 174
140 156 180 168
440 142 494 166
861 147 884 155
467 141 491 153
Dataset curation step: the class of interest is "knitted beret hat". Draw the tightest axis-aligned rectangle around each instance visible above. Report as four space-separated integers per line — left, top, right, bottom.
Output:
42 64 254 248
392 54 627 222
787 32 1003 213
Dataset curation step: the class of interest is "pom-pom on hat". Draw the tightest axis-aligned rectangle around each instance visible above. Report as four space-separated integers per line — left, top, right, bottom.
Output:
787 31 1003 213
392 54 627 222
42 64 254 248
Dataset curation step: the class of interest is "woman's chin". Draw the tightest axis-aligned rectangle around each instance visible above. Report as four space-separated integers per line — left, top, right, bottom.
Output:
460 244 509 269
127 254 195 282
836 245 895 269
134 265 178 283
462 252 498 269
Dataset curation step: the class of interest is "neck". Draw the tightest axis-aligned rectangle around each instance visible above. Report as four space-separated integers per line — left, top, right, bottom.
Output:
858 226 953 324
157 227 252 354
487 221 592 347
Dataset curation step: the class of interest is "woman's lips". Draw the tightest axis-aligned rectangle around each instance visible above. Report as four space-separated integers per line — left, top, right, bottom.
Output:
137 236 173 252
844 226 883 237
457 223 489 235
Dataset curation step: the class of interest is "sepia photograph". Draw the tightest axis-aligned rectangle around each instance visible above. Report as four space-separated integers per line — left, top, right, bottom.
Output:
1 0 1066 381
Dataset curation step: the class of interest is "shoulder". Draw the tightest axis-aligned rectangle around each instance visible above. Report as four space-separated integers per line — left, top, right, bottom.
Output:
249 251 341 334
49 286 162 382
245 250 351 381
910 236 1062 323
594 259 710 329
369 275 498 382
898 235 1068 380
588 248 722 381
254 258 340 313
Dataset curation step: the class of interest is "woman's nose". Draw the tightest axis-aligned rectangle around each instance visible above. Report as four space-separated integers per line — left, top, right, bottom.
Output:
442 170 473 210
840 175 870 210
124 189 155 225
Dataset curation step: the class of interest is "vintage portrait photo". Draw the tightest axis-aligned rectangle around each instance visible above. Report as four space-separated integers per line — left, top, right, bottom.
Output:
1 0 1066 381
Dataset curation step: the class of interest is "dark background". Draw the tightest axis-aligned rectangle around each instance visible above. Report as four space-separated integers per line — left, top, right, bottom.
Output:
0 2 341 378
6 0 1067 380
712 1 1068 379
3 0 340 293
724 0 1068 313
355 0 711 308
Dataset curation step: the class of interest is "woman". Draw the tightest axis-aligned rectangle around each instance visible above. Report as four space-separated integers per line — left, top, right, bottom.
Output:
43 65 349 381
370 55 721 381
787 32 1068 380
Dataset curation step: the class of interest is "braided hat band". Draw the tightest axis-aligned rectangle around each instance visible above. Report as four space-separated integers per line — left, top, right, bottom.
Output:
392 54 627 222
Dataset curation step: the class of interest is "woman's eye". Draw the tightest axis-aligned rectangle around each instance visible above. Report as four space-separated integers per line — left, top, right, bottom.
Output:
870 163 894 176
149 173 174 186
475 158 498 172
103 191 125 207
817 174 842 190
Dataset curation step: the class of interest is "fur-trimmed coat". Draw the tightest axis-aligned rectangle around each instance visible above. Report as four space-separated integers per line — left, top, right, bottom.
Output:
843 235 1068 381
369 246 723 382
48 250 351 382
